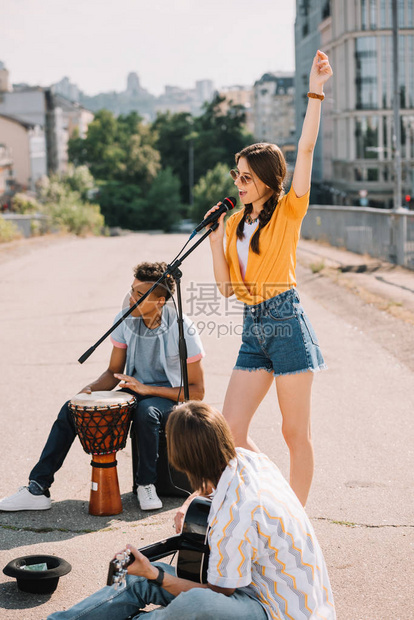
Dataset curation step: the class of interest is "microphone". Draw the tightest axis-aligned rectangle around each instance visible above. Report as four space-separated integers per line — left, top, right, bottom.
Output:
190 197 237 238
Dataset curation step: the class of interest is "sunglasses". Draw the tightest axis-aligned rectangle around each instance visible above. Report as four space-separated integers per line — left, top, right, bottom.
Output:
230 169 253 185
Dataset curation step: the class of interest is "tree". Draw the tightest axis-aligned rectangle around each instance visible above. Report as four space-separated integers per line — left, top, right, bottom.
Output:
67 100 252 230
191 163 238 223
126 134 161 185
144 167 182 232
152 112 193 203
68 110 161 188
82 110 119 178
97 182 146 230
193 95 252 181
97 167 181 232
152 99 253 208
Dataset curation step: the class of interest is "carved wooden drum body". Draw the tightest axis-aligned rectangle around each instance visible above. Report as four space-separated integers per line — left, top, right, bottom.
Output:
69 391 136 516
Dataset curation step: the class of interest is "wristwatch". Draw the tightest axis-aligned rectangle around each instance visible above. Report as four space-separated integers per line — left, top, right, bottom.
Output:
148 566 165 586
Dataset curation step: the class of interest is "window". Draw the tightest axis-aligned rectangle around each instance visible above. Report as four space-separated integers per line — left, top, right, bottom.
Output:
370 0 377 28
355 37 378 109
399 35 406 109
322 1 330 19
381 36 389 108
361 0 367 30
380 0 388 28
355 116 379 159
408 0 414 26
398 0 405 27
383 116 389 154
409 36 414 108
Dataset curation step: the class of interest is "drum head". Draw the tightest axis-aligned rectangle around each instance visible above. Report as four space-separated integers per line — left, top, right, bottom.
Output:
70 391 135 408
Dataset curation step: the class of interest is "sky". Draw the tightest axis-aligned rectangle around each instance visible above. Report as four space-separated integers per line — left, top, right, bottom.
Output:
2 0 296 96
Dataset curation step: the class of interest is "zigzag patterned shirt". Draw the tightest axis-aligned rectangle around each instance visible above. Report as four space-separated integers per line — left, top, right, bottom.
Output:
207 449 336 619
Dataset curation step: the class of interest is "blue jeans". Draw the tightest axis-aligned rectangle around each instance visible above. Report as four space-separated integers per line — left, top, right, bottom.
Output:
235 288 326 377
29 392 175 489
131 394 175 486
47 563 267 619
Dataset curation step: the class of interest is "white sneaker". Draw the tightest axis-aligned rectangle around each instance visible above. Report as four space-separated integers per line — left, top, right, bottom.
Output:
137 484 162 511
0 486 52 511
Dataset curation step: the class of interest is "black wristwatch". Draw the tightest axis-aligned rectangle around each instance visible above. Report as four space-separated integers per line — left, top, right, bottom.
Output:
148 566 165 586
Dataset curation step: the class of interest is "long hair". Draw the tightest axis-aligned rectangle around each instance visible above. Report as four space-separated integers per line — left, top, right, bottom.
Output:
166 401 236 493
235 143 287 254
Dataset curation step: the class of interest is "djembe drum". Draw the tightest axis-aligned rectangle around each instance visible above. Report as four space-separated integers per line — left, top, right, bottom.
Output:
69 391 136 516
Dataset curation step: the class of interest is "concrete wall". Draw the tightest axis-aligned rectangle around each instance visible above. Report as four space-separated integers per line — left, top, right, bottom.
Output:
2 213 48 237
301 205 414 269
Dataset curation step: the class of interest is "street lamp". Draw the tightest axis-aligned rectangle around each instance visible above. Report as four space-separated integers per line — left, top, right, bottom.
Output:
392 0 402 210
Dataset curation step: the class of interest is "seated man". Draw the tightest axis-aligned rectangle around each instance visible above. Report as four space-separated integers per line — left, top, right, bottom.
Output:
48 401 336 620
0 262 205 512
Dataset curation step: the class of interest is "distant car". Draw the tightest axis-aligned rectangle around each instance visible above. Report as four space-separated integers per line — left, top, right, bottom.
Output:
171 219 196 233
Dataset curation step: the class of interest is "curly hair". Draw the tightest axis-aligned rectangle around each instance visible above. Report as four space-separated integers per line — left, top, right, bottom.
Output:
235 143 287 254
133 261 175 301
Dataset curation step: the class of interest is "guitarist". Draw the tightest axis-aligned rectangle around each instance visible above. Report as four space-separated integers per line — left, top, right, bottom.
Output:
48 402 336 620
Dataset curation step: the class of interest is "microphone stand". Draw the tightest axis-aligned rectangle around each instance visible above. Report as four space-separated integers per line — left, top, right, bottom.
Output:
78 223 219 401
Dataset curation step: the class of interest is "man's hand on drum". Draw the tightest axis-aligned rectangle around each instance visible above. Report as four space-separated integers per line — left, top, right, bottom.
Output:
114 373 150 395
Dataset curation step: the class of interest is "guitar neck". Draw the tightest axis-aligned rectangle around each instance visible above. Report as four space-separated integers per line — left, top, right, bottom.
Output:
107 498 211 588
139 534 182 562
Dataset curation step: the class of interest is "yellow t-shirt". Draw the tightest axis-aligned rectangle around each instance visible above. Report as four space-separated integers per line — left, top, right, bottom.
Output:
225 186 310 305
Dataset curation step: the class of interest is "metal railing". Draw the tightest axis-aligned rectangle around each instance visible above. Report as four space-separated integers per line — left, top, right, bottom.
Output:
301 205 414 269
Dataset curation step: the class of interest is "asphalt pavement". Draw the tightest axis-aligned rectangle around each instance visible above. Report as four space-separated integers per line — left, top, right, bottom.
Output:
0 232 413 619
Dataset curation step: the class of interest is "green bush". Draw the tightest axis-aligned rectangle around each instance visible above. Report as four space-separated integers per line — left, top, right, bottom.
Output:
44 193 104 236
12 193 41 214
63 164 96 200
0 216 21 242
37 175 68 204
36 167 105 236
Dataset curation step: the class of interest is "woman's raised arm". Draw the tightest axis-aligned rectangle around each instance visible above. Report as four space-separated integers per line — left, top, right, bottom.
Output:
292 50 333 198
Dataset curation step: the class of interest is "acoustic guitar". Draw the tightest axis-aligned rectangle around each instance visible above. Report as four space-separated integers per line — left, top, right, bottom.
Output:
107 496 211 588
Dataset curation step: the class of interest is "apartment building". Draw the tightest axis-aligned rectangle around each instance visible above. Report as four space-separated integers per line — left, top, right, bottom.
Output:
0 66 93 177
0 144 14 208
218 85 254 135
295 0 414 207
253 73 296 168
0 115 46 191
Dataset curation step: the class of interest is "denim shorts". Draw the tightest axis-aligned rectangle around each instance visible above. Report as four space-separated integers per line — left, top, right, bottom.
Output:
234 288 327 377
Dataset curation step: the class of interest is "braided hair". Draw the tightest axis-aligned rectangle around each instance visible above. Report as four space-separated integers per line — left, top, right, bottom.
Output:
235 143 287 254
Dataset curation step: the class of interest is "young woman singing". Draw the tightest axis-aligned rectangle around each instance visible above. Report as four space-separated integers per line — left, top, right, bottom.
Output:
205 50 333 506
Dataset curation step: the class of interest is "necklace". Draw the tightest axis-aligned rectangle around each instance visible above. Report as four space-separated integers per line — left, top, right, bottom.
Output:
245 213 259 225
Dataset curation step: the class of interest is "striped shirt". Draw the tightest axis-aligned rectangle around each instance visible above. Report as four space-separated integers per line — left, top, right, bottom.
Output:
207 449 336 619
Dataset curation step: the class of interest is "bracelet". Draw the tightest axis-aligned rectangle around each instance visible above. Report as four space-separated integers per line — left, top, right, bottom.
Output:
148 566 165 586
307 92 325 101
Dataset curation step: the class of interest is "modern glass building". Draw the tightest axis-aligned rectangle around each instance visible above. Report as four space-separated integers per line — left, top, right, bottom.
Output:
295 0 414 207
